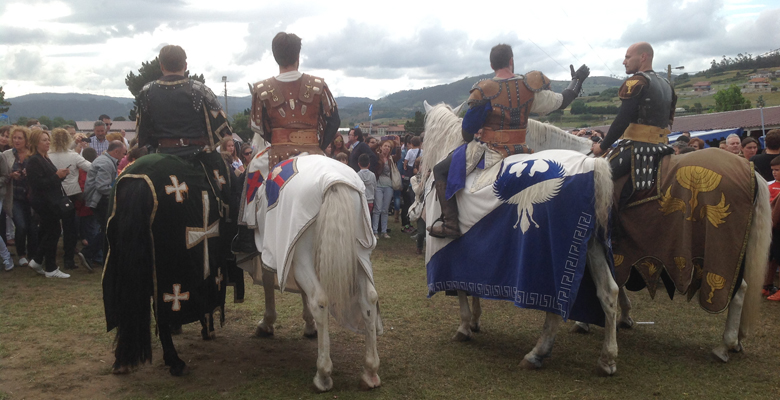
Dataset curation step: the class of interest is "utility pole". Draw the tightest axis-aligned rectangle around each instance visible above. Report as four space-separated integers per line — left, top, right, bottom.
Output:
222 76 229 117
668 65 684 87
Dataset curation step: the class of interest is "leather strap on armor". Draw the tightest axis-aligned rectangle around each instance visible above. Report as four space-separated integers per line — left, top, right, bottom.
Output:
480 128 533 158
270 128 319 146
622 123 670 144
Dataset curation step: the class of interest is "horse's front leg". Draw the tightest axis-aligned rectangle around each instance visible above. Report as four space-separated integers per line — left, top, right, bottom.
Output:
713 280 747 362
200 312 216 340
358 278 381 390
254 269 278 337
452 290 474 341
587 238 618 376
520 312 561 370
159 323 187 376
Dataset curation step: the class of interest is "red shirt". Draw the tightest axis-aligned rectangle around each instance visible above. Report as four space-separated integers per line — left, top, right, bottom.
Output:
769 181 780 202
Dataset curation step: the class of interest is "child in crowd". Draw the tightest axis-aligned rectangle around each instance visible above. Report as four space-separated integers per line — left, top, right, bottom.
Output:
766 157 780 300
403 136 421 173
768 157 780 202
76 147 101 269
335 152 348 165
357 154 376 214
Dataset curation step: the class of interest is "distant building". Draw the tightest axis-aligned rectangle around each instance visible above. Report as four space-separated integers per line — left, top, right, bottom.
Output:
692 81 711 92
358 123 406 137
742 78 771 92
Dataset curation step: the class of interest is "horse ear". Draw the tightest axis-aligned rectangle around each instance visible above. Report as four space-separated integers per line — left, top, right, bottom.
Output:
452 101 467 116
423 100 432 112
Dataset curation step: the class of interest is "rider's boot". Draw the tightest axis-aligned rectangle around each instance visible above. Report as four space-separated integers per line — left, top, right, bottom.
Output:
427 181 462 239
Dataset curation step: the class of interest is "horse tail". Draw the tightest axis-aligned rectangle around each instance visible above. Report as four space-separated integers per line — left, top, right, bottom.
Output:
591 157 613 238
740 174 771 337
110 178 155 368
316 183 358 322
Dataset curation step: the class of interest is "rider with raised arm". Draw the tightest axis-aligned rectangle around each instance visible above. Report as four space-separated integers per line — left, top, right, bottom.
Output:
249 32 340 168
590 42 677 196
428 43 589 239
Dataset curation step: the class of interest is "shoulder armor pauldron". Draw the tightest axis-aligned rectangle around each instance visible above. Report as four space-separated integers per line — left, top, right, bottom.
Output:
471 79 501 100
299 74 324 104
254 78 285 108
619 74 648 100
523 71 551 92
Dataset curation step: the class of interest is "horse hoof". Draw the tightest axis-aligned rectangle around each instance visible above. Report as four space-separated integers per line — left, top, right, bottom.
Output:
596 360 617 376
303 330 318 339
470 323 481 333
112 365 130 375
729 342 744 353
519 357 542 370
312 375 333 393
169 363 189 377
451 331 471 342
618 318 635 330
571 322 590 334
254 325 274 338
201 330 216 340
712 346 730 363
360 372 382 390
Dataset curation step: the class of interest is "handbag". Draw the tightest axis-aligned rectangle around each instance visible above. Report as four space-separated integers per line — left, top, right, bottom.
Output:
390 162 402 191
55 188 74 215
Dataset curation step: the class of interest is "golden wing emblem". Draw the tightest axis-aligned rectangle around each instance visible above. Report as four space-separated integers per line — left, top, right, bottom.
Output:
658 186 686 215
699 193 731 228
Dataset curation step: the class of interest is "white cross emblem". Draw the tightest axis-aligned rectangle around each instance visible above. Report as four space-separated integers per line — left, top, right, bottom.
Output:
213 170 226 190
186 191 220 279
163 284 190 311
215 268 223 291
165 175 188 203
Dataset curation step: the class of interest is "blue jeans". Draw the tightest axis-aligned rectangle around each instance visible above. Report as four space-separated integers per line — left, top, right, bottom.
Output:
0 200 12 267
12 200 38 258
372 186 393 234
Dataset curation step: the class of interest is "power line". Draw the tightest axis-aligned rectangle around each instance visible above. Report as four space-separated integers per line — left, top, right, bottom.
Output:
557 39 582 65
558 7 615 75
527 38 569 74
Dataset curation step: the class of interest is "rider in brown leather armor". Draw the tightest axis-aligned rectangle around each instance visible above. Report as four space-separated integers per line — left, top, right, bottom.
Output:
250 32 340 168
591 42 677 200
428 43 589 239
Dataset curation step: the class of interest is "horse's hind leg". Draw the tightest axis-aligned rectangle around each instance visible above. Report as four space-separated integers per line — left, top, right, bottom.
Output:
254 269 277 337
301 292 317 338
159 324 187 376
470 296 482 333
452 290 473 341
292 228 333 392
587 238 618 376
520 312 561 370
358 277 381 390
617 288 634 329
712 280 747 362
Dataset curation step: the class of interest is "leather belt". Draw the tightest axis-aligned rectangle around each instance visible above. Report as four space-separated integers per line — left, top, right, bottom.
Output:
622 123 670 144
480 128 527 145
271 128 319 146
157 138 210 147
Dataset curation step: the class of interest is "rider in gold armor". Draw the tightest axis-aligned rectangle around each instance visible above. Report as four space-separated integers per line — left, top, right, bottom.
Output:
250 32 340 168
428 44 589 239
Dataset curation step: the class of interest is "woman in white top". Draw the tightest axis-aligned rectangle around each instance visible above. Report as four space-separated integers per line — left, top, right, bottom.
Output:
48 128 92 270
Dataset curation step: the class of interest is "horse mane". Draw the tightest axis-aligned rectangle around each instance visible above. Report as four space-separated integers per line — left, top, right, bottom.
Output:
526 120 592 154
421 103 467 177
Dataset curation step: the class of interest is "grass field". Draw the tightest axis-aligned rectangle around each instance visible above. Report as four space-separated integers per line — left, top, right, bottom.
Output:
1 222 780 399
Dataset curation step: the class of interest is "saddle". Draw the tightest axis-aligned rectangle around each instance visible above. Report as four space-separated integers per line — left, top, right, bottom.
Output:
611 149 756 313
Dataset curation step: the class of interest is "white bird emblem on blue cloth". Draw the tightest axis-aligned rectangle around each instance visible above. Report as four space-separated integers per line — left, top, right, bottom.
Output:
493 159 566 233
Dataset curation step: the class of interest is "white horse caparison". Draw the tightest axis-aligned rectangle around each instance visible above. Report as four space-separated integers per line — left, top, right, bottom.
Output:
419 101 620 375
240 136 381 392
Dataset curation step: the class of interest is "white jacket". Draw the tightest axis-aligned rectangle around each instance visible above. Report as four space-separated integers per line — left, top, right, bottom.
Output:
48 150 92 196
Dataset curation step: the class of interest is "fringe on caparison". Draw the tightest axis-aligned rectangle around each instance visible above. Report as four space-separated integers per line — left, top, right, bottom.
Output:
740 174 771 338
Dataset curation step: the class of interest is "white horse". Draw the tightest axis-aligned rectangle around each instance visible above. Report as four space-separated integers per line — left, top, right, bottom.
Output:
420 101 770 367
418 101 620 375
237 134 382 392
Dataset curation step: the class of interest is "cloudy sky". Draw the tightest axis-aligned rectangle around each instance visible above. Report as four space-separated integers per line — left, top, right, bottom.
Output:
1 0 778 101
